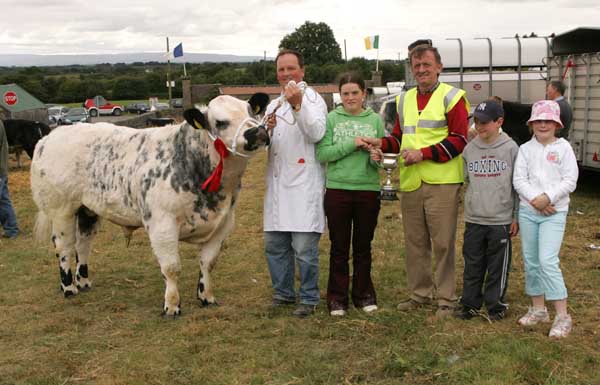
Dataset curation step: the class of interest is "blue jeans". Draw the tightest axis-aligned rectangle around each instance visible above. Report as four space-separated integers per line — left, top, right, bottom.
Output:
0 175 19 237
518 205 567 301
265 231 321 305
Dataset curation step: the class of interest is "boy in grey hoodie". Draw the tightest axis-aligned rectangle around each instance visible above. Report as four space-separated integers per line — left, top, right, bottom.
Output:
456 99 519 321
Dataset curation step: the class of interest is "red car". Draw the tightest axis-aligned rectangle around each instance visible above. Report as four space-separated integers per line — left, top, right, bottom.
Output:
84 96 123 117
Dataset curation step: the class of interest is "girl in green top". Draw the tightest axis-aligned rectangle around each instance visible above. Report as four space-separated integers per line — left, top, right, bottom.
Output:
316 72 385 316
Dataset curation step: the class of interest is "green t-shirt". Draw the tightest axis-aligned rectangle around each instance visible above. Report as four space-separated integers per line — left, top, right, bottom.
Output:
316 106 384 191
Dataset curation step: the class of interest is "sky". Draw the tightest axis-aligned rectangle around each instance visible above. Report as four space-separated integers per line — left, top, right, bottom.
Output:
1 0 598 62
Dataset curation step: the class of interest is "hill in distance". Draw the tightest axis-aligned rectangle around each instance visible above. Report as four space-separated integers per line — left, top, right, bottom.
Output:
0 52 267 67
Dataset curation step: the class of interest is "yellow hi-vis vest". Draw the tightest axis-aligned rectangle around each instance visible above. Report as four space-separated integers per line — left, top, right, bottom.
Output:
396 83 469 192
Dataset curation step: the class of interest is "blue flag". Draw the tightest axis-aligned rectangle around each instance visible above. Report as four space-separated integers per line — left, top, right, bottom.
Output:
173 43 183 58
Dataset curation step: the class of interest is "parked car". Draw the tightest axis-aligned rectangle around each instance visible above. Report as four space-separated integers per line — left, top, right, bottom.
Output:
170 98 183 108
125 102 150 114
84 96 123 117
153 102 170 111
63 107 89 124
48 106 69 125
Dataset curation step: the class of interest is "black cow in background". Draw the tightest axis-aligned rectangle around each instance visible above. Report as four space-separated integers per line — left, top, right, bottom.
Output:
3 119 51 167
501 101 533 146
378 98 534 146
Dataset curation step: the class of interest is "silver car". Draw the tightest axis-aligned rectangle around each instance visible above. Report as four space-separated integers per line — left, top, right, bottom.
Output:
48 106 69 125
63 107 89 124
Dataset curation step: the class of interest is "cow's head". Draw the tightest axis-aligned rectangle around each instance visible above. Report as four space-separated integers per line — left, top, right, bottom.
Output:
184 93 270 156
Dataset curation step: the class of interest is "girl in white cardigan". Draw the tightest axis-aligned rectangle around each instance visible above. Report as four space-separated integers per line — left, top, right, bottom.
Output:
513 100 578 338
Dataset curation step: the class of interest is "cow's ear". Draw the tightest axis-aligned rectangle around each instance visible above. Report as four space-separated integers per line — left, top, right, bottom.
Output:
184 108 209 130
248 93 270 115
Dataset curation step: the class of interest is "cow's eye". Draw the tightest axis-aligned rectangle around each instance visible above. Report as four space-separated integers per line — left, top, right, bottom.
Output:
216 120 229 130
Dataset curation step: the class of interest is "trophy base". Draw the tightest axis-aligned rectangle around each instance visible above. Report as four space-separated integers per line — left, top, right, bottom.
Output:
381 189 399 201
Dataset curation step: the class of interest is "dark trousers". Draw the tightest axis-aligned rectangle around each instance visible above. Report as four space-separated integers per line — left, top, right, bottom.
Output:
460 222 512 315
324 188 380 311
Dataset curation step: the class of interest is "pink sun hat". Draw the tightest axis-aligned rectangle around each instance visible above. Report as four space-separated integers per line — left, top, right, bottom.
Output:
527 100 563 128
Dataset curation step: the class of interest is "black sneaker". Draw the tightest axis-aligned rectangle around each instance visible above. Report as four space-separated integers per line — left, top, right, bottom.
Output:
454 307 479 320
293 304 316 318
488 310 506 322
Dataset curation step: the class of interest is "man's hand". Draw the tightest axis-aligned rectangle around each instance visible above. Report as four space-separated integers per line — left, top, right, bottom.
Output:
266 113 277 131
284 82 303 111
401 149 423 165
530 193 551 211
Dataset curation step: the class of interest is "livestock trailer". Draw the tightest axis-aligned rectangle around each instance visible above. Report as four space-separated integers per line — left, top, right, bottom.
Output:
548 28 600 171
403 36 549 106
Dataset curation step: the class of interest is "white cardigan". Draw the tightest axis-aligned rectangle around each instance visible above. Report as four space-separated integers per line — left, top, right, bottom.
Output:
263 88 328 232
513 136 578 212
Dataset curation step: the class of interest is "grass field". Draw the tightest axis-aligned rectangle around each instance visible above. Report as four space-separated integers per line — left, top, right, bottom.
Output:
1 152 599 385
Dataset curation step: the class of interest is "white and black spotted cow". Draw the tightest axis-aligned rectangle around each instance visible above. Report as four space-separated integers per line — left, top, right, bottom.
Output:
31 94 270 316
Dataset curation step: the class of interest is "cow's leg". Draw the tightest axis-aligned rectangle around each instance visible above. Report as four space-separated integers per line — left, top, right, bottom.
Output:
147 217 181 316
15 149 22 169
52 214 78 297
74 207 101 291
197 212 234 306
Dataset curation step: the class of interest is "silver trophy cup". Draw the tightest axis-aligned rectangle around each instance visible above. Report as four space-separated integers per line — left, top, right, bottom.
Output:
381 153 399 201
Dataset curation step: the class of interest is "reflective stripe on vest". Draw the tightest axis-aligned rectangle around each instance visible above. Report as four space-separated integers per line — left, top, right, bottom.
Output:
396 83 469 192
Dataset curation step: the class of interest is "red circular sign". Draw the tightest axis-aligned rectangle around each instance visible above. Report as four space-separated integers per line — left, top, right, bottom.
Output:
3 91 18 106
473 83 482 91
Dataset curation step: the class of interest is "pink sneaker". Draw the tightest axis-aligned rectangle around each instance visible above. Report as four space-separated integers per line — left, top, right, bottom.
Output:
549 314 572 338
518 307 550 326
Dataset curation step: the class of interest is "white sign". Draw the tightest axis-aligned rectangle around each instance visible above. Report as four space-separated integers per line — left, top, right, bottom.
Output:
165 81 175 87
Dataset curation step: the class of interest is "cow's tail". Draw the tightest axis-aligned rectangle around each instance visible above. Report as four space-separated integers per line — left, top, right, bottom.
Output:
33 211 52 246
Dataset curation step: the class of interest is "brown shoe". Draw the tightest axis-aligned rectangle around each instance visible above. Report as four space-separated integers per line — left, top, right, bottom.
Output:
435 305 455 319
396 299 428 311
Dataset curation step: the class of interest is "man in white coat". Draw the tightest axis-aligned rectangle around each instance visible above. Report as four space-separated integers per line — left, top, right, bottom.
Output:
264 49 328 317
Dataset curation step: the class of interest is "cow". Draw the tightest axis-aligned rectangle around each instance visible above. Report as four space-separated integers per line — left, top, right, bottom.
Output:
31 93 270 316
501 101 533 146
3 119 51 167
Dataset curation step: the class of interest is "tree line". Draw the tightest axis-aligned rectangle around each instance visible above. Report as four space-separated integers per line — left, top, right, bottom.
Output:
0 21 405 104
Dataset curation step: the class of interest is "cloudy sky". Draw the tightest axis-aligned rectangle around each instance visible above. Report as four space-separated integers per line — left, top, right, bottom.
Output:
1 0 598 61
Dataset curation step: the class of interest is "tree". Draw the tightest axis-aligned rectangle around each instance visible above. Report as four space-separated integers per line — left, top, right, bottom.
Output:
279 21 342 65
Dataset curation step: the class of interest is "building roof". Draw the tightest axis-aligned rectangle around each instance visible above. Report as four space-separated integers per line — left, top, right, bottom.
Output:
220 84 338 96
552 27 600 56
0 83 46 113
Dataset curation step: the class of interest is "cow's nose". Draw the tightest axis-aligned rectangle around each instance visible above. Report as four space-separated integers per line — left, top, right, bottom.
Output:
243 125 270 151
254 125 270 146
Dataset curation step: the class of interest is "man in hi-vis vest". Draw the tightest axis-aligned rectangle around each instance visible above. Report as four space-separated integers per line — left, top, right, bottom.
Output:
368 42 470 318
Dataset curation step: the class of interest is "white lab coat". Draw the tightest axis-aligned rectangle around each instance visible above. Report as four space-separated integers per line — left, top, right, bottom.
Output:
263 88 328 232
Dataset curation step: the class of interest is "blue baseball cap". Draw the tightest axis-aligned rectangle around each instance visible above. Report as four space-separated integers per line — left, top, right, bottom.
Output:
473 100 504 123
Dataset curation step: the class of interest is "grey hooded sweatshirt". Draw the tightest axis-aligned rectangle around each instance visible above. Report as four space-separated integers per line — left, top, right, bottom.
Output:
463 131 519 225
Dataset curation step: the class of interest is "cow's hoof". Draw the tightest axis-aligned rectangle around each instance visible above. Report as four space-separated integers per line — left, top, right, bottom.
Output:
199 299 219 307
76 278 92 291
161 307 181 318
77 283 92 292
62 284 79 298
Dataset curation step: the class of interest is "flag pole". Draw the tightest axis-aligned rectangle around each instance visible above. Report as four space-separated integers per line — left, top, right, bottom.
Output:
376 47 379 72
166 37 172 108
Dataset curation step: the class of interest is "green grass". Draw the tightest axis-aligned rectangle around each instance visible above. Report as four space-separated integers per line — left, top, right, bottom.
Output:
1 154 599 384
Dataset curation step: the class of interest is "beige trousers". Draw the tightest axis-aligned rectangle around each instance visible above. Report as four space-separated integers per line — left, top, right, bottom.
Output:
401 182 461 307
